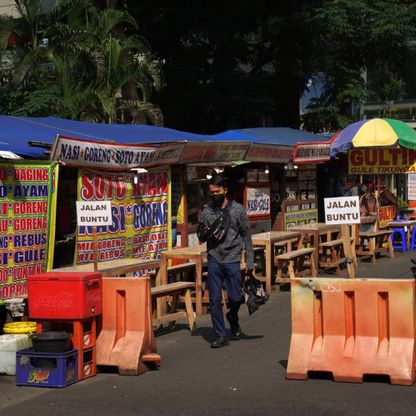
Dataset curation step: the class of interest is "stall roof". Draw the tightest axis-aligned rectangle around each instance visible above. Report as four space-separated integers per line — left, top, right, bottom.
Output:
215 128 330 145
0 115 330 164
0 115 212 158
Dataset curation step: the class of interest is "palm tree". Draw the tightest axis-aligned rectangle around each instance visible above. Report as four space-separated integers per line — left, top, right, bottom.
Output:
0 0 92 87
0 1 164 125
68 7 164 124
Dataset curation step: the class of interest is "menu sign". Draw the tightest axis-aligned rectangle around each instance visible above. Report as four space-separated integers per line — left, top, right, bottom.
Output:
293 142 331 163
0 162 58 299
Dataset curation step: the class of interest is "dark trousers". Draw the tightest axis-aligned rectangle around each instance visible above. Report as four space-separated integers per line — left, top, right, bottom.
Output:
207 256 243 338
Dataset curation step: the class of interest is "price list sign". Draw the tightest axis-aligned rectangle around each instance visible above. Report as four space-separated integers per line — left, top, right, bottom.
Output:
0 163 57 299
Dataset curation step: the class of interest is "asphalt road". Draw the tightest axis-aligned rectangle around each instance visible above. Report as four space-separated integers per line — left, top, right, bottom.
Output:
1 251 416 416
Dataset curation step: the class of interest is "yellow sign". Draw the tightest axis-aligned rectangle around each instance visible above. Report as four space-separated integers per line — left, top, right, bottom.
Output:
0 161 58 299
75 168 170 270
378 205 396 228
349 148 416 174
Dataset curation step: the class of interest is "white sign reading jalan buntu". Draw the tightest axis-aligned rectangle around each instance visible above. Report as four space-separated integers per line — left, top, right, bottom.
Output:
76 201 112 226
324 196 360 225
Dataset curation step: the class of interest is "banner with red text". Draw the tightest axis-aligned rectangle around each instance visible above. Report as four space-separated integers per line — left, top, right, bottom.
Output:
349 148 416 174
378 205 396 228
0 161 58 299
75 168 170 270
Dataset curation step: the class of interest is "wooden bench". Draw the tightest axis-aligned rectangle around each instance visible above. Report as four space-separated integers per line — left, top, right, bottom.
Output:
319 237 355 274
274 248 316 290
356 230 393 264
274 238 300 255
151 282 196 332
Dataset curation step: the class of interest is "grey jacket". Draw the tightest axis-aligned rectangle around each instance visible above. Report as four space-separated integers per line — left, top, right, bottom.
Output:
199 200 255 269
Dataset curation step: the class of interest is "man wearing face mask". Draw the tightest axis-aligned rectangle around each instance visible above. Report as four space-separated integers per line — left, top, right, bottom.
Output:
197 176 255 348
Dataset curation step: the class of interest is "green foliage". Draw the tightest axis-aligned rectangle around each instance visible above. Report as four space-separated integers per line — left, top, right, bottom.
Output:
0 0 163 124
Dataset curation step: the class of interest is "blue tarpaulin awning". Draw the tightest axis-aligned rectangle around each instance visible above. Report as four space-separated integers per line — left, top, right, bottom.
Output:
0 115 212 158
215 127 330 145
0 116 330 164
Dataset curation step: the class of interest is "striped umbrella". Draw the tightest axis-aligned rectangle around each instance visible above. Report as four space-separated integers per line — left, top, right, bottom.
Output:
330 118 416 156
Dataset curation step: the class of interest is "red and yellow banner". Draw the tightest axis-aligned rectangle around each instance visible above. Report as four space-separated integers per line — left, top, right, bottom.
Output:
378 205 396 228
0 162 58 299
75 168 170 267
349 148 416 174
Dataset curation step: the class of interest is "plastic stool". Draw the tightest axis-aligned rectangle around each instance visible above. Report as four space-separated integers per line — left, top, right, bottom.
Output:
410 227 416 250
392 227 407 252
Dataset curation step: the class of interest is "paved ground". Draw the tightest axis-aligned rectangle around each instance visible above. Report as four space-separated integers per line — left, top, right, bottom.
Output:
1 251 416 415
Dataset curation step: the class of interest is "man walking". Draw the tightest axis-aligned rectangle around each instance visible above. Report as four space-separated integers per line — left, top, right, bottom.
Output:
198 176 255 348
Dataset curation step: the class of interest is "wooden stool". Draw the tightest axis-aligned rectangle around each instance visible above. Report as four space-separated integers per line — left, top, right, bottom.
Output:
357 230 393 264
274 248 316 291
151 282 196 332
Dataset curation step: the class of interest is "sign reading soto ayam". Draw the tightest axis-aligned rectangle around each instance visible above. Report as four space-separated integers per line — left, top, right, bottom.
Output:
349 148 416 174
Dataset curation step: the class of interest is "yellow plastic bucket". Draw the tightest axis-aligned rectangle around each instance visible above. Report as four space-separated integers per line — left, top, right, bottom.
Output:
3 321 37 334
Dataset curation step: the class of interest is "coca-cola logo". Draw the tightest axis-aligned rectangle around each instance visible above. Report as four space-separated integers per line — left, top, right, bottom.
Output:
33 291 75 309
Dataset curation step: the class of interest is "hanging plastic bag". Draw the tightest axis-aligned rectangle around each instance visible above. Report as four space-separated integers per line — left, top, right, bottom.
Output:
243 274 269 315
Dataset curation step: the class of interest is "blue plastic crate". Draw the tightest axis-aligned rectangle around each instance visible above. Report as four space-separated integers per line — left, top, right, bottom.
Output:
16 348 78 388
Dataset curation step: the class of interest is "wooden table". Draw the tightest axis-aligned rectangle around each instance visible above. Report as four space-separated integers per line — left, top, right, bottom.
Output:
52 257 161 276
251 231 302 293
387 220 416 250
289 223 341 272
157 245 207 316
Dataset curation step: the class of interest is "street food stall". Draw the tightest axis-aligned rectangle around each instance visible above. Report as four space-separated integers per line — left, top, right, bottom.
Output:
0 116 329 300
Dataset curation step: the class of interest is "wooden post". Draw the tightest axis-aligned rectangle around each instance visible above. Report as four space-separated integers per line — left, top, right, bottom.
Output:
341 224 356 279
92 226 98 271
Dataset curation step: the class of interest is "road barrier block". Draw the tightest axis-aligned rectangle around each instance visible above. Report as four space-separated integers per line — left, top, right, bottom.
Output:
287 278 416 385
96 277 160 375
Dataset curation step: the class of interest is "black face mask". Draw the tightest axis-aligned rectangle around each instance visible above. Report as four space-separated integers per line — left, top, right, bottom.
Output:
211 194 225 206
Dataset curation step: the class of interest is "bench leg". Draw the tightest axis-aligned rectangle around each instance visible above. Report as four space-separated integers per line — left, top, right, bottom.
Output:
275 260 284 283
388 235 394 258
330 247 341 275
310 252 317 277
184 289 197 332
368 237 376 264
168 294 179 331
287 261 295 279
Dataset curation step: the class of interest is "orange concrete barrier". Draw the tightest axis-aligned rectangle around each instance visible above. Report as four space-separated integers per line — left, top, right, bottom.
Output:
96 277 160 375
287 278 416 385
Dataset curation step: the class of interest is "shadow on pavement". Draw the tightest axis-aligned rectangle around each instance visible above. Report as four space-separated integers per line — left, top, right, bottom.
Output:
194 326 264 344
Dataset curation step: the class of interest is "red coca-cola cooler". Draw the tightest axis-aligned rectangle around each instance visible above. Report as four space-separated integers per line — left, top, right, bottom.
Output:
28 272 102 319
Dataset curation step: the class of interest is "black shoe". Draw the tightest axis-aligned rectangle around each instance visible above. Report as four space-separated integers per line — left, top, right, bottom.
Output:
226 312 242 339
210 336 230 348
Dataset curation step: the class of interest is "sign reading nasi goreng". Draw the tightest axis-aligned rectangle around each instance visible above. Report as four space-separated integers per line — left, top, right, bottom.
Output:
75 168 169 268
245 187 271 217
51 135 183 170
0 162 58 299
349 148 416 174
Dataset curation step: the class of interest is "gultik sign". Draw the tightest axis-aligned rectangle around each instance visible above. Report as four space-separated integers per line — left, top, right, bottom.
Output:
349 148 416 174
324 196 360 224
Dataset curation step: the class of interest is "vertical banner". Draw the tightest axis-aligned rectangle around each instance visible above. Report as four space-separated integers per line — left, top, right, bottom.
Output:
75 168 170 268
408 174 416 201
0 161 58 299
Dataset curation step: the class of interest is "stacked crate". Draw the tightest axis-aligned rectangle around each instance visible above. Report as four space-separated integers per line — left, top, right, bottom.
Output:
27 272 102 382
